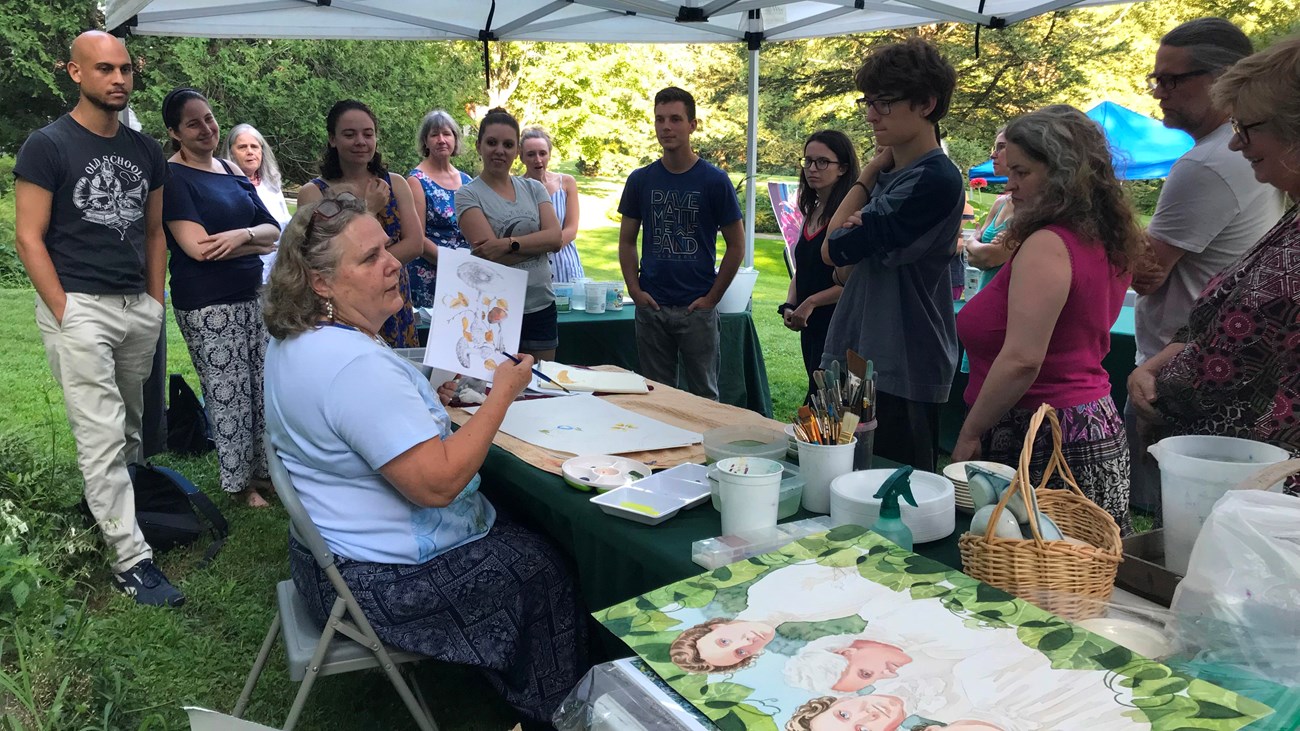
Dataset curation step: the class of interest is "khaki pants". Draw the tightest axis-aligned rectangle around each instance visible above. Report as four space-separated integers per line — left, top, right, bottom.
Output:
35 292 164 572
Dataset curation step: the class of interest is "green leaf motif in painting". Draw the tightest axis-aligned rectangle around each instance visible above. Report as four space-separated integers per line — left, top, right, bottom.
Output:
776 614 868 642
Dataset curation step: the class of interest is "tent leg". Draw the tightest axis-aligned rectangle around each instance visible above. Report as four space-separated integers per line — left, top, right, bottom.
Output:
744 42 759 270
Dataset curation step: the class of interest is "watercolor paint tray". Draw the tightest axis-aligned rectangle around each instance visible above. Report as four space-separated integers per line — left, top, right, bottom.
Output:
589 464 712 525
561 455 654 493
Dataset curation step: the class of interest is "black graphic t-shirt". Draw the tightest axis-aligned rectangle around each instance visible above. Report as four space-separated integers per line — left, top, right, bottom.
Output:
14 114 168 294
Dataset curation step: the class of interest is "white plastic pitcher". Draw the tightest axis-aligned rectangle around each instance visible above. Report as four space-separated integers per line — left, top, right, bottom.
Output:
714 457 782 535
1148 435 1291 575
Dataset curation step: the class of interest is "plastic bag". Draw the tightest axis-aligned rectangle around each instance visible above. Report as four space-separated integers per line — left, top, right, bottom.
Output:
1171 489 1300 687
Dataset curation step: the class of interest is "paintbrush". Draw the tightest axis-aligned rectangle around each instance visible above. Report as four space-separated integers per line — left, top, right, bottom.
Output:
499 352 572 393
838 412 859 444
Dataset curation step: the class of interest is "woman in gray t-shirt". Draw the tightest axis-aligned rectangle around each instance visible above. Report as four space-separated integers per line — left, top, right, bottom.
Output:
455 108 563 361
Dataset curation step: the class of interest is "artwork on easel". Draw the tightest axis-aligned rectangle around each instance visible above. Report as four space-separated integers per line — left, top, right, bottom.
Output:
467 395 700 455
423 248 527 381
596 525 1275 731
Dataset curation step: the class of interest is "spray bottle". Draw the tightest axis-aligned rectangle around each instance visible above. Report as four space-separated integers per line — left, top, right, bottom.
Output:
872 467 918 550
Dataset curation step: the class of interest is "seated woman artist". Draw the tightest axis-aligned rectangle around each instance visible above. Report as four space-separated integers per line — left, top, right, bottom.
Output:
954 105 1142 533
1129 35 1300 484
263 193 585 728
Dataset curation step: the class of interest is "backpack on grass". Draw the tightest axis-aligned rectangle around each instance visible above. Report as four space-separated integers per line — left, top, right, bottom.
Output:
79 463 229 567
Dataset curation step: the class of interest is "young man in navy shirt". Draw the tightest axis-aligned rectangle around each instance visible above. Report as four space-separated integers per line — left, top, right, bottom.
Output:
820 39 965 472
618 87 744 401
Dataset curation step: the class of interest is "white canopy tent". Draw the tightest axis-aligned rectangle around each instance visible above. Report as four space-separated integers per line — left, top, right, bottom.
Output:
105 0 1133 266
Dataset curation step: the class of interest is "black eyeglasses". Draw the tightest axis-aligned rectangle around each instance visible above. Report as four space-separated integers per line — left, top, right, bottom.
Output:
1145 69 1211 92
800 157 843 171
855 96 902 116
990 141 1007 156
1230 117 1267 145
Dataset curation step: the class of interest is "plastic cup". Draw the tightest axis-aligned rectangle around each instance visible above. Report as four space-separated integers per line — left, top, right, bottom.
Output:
605 281 624 311
714 457 782 535
572 277 592 311
853 420 876 471
798 437 857 514
554 282 572 313
585 283 607 314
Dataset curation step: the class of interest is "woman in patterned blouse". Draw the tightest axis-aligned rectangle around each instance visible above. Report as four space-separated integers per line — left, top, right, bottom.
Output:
405 110 473 308
1129 35 1300 486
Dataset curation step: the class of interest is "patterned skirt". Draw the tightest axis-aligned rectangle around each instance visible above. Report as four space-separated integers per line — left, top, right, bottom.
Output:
980 396 1133 535
289 518 586 722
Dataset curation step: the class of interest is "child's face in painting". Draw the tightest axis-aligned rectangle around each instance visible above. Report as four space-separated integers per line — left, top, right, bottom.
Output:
810 694 907 731
695 620 775 668
832 640 912 692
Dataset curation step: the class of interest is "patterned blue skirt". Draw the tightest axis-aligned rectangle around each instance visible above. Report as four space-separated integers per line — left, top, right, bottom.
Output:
290 518 586 722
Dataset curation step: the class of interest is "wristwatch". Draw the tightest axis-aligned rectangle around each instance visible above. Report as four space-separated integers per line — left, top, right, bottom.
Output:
777 302 794 316
509 238 520 252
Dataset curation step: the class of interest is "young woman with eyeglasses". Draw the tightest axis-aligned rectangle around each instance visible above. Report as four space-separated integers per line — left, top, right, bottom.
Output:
779 130 860 396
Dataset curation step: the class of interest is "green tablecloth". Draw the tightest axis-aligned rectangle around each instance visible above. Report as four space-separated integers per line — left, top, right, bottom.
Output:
943 302 1137 452
477 448 965 617
556 307 773 417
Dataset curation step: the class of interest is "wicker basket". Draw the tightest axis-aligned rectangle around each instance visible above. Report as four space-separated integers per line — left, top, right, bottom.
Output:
958 404 1123 620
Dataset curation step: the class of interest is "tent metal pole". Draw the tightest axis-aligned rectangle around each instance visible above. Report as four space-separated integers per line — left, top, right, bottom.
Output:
743 24 760 269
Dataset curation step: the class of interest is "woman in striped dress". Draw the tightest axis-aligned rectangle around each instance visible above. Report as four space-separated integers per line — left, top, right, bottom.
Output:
521 127 584 283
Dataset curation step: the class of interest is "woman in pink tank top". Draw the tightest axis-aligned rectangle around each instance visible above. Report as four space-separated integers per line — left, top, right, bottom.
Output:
955 106 1143 532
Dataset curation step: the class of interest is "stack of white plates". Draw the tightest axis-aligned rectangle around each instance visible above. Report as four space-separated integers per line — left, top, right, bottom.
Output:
942 461 1016 514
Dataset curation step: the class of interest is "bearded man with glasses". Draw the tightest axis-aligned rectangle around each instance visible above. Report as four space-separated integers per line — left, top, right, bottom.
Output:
1125 17 1286 519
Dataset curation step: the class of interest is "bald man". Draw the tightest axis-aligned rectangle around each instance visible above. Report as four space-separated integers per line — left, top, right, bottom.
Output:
14 31 181 606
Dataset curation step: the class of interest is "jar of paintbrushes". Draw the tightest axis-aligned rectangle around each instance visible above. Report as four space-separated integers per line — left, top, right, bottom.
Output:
791 352 876 513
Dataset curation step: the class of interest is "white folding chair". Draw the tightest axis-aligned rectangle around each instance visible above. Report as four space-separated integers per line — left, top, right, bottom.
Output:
232 434 438 730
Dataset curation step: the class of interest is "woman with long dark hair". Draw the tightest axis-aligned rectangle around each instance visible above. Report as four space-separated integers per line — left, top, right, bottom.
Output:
161 87 281 506
955 105 1143 531
780 130 860 395
297 100 422 347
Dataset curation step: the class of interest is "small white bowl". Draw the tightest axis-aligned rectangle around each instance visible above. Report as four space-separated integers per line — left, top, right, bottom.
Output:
1076 617 1175 660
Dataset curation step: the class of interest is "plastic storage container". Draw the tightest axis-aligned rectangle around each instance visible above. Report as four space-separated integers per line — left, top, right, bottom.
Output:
709 460 803 519
702 425 787 464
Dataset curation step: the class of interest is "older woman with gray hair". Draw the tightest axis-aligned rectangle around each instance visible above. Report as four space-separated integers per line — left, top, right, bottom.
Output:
222 123 293 282
263 192 585 728
405 109 474 308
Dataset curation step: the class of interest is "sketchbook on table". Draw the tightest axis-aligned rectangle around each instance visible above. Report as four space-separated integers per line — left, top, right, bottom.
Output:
465 395 700 455
423 249 527 381
595 525 1276 731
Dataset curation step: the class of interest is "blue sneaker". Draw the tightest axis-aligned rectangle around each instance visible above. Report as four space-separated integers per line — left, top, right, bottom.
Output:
114 559 185 607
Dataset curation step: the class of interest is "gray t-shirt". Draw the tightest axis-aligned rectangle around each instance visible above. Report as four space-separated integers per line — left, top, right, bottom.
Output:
1137 123 1286 363
454 176 554 313
13 114 167 294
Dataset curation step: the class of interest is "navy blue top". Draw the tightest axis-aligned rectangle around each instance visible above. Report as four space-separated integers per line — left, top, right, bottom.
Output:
13 114 168 294
163 159 278 310
821 149 965 403
617 159 742 307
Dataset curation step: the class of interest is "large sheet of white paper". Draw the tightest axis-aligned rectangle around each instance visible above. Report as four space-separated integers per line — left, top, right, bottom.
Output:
470 395 701 455
536 361 649 394
423 249 527 380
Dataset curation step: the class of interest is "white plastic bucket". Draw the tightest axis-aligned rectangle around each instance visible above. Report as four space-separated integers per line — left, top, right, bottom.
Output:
716 268 759 313
798 438 856 514
714 457 782 535
1148 435 1291 575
